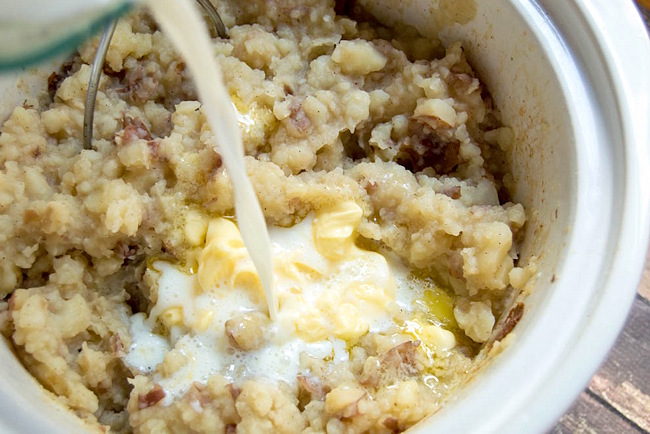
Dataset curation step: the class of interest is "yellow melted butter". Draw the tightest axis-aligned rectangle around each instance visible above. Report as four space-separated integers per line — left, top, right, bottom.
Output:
413 280 458 330
126 201 461 400
183 201 460 349
190 202 397 342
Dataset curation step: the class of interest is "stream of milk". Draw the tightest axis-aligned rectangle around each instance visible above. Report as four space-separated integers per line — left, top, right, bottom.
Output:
145 0 277 319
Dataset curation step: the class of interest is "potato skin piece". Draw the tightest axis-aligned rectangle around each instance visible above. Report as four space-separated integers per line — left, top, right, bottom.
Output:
225 312 269 351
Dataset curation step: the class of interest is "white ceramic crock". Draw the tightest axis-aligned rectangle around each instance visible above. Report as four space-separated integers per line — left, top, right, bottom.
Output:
0 0 649 433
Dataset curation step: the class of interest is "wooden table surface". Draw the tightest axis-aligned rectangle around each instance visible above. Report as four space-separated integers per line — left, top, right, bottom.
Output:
551 3 650 432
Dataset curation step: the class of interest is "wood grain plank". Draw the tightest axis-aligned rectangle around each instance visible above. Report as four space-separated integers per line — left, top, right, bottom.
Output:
586 298 650 432
552 391 643 434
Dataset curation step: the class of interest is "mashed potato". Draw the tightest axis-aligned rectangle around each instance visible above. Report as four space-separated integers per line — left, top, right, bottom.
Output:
0 1 535 432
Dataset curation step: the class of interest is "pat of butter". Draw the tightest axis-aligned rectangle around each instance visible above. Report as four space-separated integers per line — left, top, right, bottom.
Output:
197 217 261 294
333 303 370 341
312 201 363 259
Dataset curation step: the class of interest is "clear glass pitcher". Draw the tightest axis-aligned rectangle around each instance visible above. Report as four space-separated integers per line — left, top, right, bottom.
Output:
0 0 137 71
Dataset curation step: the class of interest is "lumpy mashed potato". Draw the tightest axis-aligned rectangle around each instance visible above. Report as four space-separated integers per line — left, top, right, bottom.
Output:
0 1 536 433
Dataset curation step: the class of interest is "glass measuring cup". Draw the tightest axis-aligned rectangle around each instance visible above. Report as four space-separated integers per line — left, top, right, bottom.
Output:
0 0 135 71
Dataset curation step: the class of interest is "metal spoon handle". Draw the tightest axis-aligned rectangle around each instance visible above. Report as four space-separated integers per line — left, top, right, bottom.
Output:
196 0 228 39
83 19 117 150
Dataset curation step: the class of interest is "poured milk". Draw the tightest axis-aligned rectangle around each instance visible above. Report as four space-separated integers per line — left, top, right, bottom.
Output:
145 0 277 319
